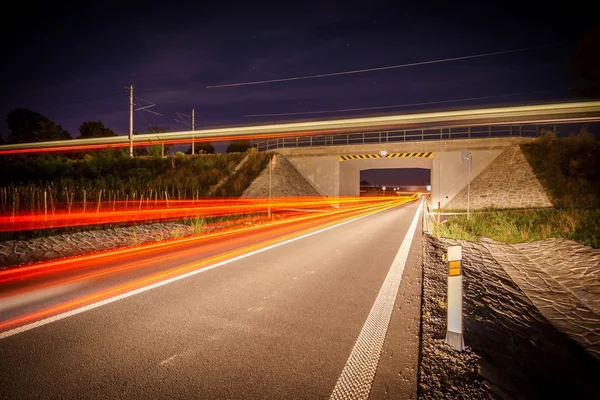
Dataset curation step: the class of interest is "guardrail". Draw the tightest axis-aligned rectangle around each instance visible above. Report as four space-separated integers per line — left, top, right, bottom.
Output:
255 124 550 151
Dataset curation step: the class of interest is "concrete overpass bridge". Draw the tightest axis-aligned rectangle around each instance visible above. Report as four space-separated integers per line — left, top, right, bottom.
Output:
262 135 544 209
242 103 600 209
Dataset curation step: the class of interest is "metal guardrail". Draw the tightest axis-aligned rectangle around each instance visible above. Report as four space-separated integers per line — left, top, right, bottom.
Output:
254 124 549 151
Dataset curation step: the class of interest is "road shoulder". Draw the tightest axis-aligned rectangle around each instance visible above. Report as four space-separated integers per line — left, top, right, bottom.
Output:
369 209 423 399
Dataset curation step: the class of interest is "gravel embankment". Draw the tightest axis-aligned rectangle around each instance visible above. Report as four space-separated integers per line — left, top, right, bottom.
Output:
0 222 192 269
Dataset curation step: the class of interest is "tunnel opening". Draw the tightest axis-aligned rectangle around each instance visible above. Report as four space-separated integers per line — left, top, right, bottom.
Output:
359 168 431 196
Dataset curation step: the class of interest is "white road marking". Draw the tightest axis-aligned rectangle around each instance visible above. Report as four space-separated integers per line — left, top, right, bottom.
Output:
330 198 423 400
0 203 406 340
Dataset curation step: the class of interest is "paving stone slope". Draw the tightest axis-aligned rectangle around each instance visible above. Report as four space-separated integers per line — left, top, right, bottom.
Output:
241 154 321 198
420 235 600 399
480 237 600 360
444 145 553 209
0 222 192 268
513 238 600 315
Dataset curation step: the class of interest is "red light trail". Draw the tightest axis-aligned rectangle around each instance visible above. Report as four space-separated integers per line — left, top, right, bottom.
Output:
0 195 419 333
0 196 407 232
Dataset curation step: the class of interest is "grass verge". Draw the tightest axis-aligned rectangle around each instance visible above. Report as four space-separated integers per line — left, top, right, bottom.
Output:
432 208 600 248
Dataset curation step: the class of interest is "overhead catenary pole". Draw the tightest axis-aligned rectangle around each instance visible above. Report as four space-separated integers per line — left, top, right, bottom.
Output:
129 83 134 158
191 108 195 155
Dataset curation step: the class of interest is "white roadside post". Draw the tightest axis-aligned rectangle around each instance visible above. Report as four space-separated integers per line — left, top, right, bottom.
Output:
446 245 465 351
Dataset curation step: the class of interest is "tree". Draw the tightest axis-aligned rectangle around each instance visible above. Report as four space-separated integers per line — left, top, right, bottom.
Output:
569 26 600 98
6 108 71 143
187 142 214 154
226 139 252 153
78 121 117 138
147 145 162 158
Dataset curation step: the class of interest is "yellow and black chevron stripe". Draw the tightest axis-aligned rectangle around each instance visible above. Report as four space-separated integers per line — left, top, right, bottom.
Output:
339 154 381 161
387 152 433 158
339 152 433 161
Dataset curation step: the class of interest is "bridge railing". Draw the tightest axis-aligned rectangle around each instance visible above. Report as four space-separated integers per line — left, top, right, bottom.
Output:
254 124 549 151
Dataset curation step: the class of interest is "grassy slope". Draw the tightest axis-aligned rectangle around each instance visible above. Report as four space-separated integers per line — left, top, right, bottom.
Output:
214 151 271 197
433 208 600 248
0 150 270 241
521 130 600 209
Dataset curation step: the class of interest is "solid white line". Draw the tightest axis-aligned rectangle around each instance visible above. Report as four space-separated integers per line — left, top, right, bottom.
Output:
330 198 423 400
0 203 403 340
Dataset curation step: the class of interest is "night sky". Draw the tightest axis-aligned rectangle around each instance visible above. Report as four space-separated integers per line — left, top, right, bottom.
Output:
1 1 596 184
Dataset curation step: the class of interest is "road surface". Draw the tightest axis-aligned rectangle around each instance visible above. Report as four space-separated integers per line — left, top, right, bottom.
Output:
0 199 423 399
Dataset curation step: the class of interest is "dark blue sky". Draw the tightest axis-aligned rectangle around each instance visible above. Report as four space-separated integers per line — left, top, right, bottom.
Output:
1 1 595 138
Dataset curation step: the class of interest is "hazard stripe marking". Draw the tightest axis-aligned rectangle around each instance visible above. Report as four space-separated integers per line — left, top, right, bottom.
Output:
338 153 434 161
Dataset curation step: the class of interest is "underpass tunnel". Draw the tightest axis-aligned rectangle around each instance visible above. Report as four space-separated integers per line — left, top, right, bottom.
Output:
339 156 433 197
359 168 431 197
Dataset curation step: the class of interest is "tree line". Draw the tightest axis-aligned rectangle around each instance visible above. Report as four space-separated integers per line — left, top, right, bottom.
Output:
0 108 251 154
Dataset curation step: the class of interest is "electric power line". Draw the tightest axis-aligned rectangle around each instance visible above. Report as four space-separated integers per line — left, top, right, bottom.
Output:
133 95 165 134
207 44 563 89
134 96 162 115
174 112 191 127
242 89 564 118
137 106 163 136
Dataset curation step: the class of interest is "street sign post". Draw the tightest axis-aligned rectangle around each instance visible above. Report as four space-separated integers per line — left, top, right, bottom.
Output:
268 154 277 219
461 149 472 220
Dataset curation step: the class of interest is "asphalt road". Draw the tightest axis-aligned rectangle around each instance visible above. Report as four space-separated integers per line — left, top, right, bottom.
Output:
0 200 423 399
